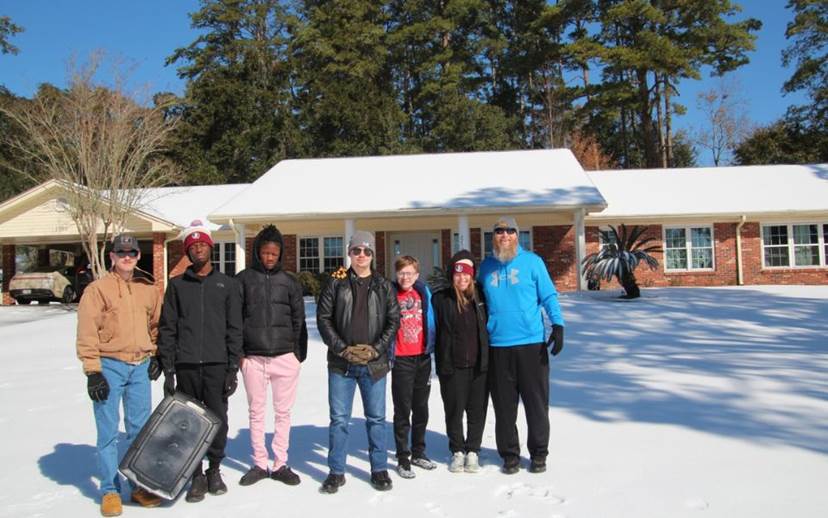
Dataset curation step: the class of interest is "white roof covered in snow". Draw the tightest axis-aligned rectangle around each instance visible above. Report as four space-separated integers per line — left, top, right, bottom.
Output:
138 184 250 231
209 149 606 222
587 163 828 219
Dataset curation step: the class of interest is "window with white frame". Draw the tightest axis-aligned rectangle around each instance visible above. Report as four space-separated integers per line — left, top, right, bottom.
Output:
299 236 344 273
762 223 828 268
483 230 531 258
598 227 618 251
211 242 236 275
664 226 713 271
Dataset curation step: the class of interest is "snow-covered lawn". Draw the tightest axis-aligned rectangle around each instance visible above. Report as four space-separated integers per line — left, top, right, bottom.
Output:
1 286 827 518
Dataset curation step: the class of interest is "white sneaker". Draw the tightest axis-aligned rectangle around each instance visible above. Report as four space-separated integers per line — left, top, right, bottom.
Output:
464 452 480 473
449 452 465 473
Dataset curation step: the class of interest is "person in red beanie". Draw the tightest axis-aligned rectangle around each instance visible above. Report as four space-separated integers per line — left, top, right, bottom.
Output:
158 220 243 503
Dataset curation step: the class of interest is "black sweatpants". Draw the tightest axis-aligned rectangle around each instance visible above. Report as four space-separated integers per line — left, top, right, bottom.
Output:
438 367 488 454
391 354 432 459
175 363 229 469
488 344 549 462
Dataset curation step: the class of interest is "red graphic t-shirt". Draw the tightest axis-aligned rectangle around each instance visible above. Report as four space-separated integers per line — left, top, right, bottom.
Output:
395 288 425 356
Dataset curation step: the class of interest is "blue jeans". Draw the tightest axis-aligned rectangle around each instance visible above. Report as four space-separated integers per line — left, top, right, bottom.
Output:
327 365 387 474
94 357 151 496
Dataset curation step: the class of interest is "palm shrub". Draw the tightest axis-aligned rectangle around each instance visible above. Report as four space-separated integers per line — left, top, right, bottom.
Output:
581 224 661 299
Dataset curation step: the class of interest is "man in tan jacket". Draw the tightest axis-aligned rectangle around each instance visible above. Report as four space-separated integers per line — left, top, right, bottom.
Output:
76 234 163 517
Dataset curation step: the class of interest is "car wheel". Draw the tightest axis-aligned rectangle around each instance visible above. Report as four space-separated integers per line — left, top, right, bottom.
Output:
62 286 76 304
16 299 31 305
36 299 50 305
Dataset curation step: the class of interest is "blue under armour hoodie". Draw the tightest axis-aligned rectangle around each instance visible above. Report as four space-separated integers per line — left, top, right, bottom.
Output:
478 246 565 346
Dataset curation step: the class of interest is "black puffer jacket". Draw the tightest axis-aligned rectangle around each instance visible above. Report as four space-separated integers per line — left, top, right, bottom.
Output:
316 268 400 380
432 250 490 376
235 226 308 361
158 267 243 372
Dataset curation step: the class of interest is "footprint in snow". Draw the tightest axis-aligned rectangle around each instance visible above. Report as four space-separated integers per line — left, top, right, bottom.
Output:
424 502 449 517
497 510 518 518
368 492 395 505
685 498 709 510
496 482 565 504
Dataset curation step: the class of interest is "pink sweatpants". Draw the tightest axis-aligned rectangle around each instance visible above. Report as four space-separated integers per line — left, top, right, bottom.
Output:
241 353 301 471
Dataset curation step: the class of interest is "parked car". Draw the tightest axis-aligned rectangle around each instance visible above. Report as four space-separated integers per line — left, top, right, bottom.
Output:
9 267 77 304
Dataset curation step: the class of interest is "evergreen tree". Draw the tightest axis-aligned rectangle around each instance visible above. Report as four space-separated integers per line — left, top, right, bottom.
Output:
166 0 304 184
782 0 826 130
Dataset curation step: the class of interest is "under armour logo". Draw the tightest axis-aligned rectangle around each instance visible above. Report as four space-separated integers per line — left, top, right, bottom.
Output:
489 269 520 287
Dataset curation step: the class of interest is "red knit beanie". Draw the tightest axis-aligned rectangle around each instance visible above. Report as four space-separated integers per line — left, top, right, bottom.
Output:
182 220 214 251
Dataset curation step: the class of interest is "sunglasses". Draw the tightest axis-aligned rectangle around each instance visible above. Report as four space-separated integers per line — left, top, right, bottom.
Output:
115 250 139 258
494 228 517 235
349 247 373 257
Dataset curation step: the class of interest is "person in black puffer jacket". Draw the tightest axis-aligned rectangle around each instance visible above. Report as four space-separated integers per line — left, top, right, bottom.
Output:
234 225 307 487
431 250 490 474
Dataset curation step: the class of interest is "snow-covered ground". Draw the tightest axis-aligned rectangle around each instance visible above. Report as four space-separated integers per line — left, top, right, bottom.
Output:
1 286 827 518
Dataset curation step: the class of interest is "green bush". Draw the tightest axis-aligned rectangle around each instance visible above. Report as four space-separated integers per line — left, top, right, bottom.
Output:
296 271 320 298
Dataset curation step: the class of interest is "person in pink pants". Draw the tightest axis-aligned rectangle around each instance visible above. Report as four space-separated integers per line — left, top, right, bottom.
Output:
235 225 308 486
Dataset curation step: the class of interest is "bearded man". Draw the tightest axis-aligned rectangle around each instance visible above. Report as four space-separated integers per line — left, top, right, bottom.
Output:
477 216 565 475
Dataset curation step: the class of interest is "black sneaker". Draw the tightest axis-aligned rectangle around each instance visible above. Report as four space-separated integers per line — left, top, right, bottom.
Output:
528 458 547 473
370 470 393 491
502 457 520 475
411 455 437 470
320 473 346 494
239 466 269 486
271 465 301 486
206 468 227 495
185 473 208 503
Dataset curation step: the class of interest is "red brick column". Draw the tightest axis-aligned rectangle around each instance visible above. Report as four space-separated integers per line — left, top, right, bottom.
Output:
375 231 386 276
151 233 166 295
168 241 189 279
282 234 297 273
2 245 15 305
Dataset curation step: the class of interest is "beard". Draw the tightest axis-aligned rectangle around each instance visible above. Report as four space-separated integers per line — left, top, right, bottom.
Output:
494 240 518 263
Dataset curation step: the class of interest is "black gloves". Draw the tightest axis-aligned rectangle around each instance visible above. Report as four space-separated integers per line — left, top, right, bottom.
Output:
148 356 162 381
547 324 564 356
223 369 238 398
163 372 176 397
87 372 109 402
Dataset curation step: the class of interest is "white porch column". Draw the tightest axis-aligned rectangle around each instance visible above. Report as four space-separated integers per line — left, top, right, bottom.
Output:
574 209 586 291
344 218 355 268
457 214 470 252
233 222 246 272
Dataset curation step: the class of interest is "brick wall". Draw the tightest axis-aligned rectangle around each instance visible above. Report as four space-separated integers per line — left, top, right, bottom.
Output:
532 225 578 291
151 233 165 295
2 244 14 305
168 241 189 279
282 234 297 272
741 222 828 285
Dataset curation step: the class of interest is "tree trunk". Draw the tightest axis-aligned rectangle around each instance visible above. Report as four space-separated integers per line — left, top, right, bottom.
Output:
655 74 667 167
664 77 673 167
636 69 659 168
620 271 640 299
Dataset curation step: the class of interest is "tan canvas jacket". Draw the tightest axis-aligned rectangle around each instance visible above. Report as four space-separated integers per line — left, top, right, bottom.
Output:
76 271 162 374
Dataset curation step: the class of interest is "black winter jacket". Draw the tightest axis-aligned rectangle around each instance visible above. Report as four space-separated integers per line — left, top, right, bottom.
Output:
431 284 490 377
235 230 307 361
158 267 243 372
316 269 400 380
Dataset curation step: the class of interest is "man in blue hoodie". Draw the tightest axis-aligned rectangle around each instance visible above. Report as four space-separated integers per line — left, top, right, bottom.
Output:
478 216 565 475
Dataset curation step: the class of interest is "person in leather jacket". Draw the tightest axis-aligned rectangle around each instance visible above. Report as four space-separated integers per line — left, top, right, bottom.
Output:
316 230 400 493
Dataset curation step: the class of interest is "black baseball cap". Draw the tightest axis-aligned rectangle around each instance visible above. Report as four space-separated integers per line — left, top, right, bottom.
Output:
112 234 139 253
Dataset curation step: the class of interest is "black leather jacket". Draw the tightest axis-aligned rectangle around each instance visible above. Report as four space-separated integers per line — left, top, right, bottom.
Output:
316 269 400 380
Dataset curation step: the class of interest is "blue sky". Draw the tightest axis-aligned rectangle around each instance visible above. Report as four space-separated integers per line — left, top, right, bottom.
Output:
0 1 809 166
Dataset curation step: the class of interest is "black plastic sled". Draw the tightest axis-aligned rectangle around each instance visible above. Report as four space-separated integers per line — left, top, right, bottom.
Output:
119 392 221 500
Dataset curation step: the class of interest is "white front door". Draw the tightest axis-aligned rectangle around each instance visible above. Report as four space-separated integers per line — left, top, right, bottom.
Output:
387 232 442 278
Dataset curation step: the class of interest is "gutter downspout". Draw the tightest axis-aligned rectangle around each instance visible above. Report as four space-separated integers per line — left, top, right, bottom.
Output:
735 215 747 286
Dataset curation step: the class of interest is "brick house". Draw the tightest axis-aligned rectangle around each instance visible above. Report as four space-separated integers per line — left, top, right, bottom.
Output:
1 151 826 304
